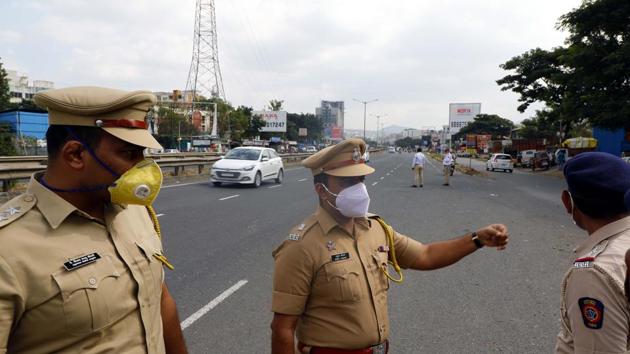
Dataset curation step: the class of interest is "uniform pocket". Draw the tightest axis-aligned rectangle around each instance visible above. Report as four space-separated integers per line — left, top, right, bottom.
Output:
52 255 120 335
324 262 362 303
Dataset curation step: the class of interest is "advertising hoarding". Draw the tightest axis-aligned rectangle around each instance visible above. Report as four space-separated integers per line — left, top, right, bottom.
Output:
254 111 287 132
331 126 343 140
298 128 308 137
448 103 481 136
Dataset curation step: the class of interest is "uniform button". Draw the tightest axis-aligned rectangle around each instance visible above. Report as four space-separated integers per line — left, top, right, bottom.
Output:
23 194 34 202
88 277 97 285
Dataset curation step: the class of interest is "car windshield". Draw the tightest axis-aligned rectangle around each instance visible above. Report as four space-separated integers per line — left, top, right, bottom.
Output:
496 155 511 160
224 149 261 161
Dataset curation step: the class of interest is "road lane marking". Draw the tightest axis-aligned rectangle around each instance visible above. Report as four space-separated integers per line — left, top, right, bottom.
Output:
386 173 390 176
298 178 307 182
372 182 379 186
156 214 164 218
219 194 240 201
163 181 207 189
268 185 282 189
380 177 384 180
180 279 248 330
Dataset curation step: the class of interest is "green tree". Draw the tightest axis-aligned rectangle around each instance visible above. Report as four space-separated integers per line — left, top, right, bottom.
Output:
286 113 323 142
0 58 10 111
268 99 284 111
498 0 630 129
0 123 17 156
394 137 422 149
453 114 515 140
155 106 200 148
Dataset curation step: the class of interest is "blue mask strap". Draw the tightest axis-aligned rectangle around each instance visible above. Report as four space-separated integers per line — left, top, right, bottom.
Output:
65 127 121 179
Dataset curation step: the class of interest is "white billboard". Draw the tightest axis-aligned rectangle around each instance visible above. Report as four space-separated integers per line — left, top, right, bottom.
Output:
254 111 287 132
448 103 481 136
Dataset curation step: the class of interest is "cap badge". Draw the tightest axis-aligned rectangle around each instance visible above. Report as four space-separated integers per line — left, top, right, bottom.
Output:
352 148 361 162
95 119 104 127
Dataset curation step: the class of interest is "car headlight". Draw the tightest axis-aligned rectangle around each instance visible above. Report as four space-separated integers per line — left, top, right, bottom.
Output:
242 165 255 171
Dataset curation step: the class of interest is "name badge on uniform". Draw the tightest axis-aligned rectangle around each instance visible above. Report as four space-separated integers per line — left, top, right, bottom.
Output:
331 252 350 262
64 252 101 271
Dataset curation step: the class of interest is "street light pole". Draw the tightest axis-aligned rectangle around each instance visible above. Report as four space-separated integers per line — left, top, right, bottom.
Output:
353 98 378 141
371 114 387 146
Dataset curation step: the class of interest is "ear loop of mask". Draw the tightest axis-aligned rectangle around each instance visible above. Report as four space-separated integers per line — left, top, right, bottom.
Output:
568 191 578 225
318 183 341 211
39 127 120 193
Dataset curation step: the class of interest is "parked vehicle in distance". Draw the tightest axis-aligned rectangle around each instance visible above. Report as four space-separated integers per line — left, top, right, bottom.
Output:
305 146 317 153
210 147 284 188
388 147 396 153
531 151 550 171
160 148 180 154
486 153 514 173
517 149 536 167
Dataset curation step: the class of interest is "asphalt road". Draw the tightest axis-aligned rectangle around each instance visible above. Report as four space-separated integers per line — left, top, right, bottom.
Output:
154 151 581 353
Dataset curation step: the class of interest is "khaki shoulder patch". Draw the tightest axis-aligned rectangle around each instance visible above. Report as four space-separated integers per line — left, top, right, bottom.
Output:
287 214 318 241
0 193 37 228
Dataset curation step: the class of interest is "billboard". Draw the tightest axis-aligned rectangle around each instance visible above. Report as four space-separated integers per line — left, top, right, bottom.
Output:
449 103 481 136
331 126 343 140
254 111 287 132
298 128 308 137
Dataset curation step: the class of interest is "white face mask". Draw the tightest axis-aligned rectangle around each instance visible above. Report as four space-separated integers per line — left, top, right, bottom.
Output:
321 182 371 218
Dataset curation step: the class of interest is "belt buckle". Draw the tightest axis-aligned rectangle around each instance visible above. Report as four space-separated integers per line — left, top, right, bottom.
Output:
371 342 386 354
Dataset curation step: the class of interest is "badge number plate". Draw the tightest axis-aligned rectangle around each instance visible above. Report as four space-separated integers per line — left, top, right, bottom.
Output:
64 252 101 271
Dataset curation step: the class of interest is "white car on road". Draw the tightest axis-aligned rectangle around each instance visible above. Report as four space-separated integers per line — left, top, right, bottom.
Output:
486 153 514 173
210 147 284 188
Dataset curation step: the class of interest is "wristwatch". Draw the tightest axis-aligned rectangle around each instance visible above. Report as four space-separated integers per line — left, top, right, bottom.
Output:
471 231 484 248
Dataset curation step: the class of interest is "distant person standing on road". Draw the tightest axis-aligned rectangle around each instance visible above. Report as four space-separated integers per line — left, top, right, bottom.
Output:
270 138 510 354
442 148 454 186
556 152 630 354
557 149 566 170
411 147 426 188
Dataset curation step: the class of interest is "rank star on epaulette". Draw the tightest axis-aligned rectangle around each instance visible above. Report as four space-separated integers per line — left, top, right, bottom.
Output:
288 233 300 241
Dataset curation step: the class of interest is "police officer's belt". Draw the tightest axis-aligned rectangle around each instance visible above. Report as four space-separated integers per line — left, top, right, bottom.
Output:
298 340 389 354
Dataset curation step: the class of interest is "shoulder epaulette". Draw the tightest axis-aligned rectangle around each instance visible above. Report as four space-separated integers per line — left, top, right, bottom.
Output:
573 240 609 269
0 193 37 228
286 214 318 242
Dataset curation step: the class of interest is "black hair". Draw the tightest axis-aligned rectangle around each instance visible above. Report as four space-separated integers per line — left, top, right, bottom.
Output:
46 125 104 160
573 193 628 219
313 173 328 186
417 147 422 152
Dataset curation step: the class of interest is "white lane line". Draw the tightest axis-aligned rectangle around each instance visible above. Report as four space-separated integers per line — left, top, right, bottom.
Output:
380 176 384 180
180 279 248 330
268 185 282 189
219 194 240 201
162 181 207 189
372 182 379 186
386 173 390 176
156 214 165 218
298 178 307 182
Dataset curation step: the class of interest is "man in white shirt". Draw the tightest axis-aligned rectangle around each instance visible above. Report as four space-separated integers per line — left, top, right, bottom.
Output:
411 147 426 188
442 149 454 186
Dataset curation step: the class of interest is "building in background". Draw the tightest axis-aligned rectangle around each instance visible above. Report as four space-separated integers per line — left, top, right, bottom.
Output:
7 70 54 104
316 101 344 142
402 128 421 138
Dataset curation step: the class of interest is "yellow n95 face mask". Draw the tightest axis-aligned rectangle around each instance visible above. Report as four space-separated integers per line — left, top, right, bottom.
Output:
109 159 163 206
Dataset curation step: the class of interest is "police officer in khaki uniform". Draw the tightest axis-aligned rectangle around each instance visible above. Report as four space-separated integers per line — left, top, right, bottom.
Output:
0 87 187 353
270 139 509 354
556 152 630 354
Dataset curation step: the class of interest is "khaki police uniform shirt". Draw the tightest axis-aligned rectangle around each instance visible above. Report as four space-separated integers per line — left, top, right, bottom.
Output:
0 173 166 354
556 216 630 354
272 206 424 349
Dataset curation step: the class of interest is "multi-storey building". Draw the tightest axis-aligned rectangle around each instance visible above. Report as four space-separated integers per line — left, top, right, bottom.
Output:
6 70 54 103
316 101 344 141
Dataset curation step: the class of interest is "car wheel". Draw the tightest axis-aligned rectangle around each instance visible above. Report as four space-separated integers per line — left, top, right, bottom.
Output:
490 167 494 171
212 181 222 187
508 169 513 173
275 169 284 184
253 171 262 188
486 166 490 171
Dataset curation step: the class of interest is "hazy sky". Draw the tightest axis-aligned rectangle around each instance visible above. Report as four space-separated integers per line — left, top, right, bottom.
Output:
1 0 582 130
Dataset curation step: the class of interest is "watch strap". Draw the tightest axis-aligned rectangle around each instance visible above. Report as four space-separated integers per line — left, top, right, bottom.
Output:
471 231 484 248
